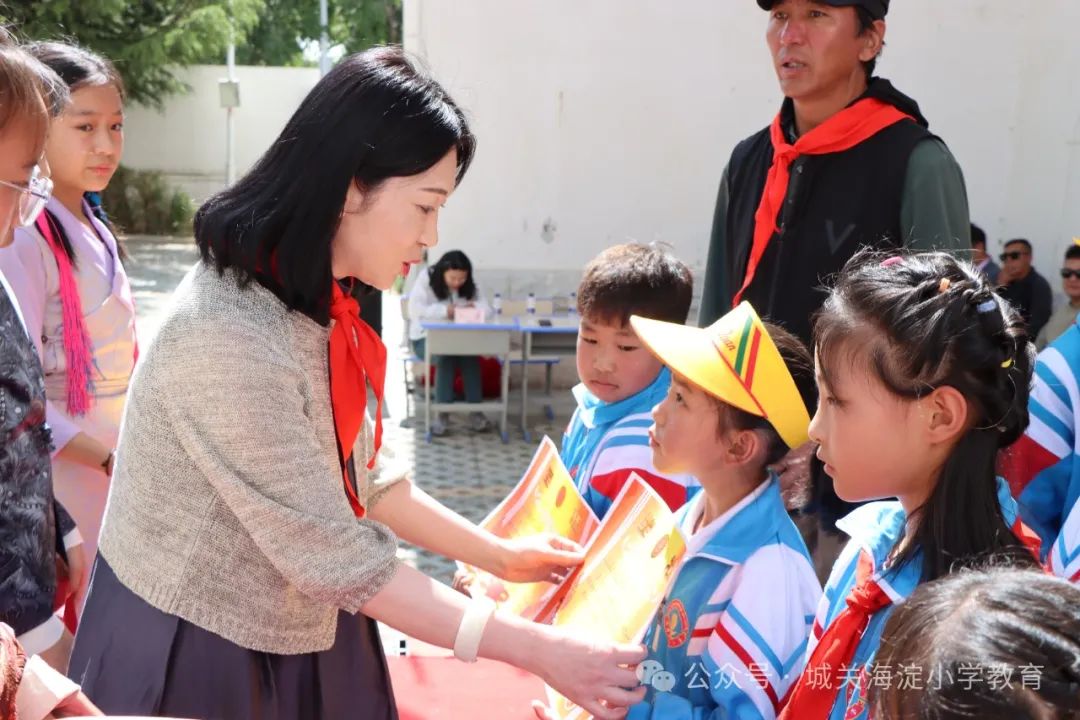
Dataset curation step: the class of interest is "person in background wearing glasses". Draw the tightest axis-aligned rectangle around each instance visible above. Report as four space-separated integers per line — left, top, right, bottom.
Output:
998 237 1053 340
1036 242 1080 350
0 43 135 613
0 33 90 677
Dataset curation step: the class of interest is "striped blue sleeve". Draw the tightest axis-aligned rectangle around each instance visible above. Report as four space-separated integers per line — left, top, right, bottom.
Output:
703 546 819 719
633 545 821 720
1016 350 1077 550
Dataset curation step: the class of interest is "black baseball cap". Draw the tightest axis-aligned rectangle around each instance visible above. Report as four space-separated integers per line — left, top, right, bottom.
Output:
757 0 889 21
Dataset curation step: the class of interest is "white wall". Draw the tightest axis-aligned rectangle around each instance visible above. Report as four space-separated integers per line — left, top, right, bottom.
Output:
123 65 320 201
404 0 1080 298
120 4 1080 301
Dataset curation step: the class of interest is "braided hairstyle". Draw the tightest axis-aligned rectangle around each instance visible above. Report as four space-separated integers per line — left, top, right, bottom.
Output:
871 568 1080 719
814 250 1039 582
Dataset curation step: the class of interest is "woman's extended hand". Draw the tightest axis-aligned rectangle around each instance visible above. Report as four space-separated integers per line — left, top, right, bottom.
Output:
528 628 646 720
493 534 585 585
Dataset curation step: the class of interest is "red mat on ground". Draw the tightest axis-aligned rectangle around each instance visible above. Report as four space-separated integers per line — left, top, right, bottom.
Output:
387 656 545 720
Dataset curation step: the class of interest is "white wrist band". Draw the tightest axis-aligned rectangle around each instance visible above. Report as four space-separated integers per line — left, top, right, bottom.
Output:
453 597 497 663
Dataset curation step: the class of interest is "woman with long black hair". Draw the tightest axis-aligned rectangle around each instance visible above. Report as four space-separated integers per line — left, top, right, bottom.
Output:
69 47 645 719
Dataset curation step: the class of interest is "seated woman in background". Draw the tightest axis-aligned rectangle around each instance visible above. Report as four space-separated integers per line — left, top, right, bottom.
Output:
408 249 492 435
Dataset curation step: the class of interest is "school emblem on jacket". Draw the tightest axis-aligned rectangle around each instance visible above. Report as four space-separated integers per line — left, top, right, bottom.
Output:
844 665 870 719
664 599 689 648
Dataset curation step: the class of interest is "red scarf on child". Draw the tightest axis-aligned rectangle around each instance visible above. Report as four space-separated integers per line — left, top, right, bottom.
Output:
778 563 891 718
328 282 386 518
35 205 139 417
732 98 914 307
36 211 96 416
779 519 1044 718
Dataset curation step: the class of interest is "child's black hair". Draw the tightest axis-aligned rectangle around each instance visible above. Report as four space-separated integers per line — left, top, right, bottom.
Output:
871 568 1080 719
577 243 692 327
814 250 1040 582
26 41 126 263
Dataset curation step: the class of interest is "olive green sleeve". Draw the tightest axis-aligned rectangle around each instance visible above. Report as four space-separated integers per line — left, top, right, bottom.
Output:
900 138 971 254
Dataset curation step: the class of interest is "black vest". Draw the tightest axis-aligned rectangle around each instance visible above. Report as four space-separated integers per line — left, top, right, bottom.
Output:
724 97 933 345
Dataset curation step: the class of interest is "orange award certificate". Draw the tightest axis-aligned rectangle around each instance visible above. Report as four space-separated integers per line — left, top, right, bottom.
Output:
545 474 687 720
463 437 600 619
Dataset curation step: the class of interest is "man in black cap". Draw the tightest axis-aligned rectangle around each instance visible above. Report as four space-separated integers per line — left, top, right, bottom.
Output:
698 0 970 581
699 0 970 342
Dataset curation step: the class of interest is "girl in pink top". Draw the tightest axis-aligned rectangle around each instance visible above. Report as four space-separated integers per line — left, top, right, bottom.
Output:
0 42 135 611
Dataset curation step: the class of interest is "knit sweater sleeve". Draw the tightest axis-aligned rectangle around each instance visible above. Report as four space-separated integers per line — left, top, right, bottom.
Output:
158 317 400 613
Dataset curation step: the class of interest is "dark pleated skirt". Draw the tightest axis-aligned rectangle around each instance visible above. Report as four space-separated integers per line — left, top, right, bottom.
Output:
68 556 399 720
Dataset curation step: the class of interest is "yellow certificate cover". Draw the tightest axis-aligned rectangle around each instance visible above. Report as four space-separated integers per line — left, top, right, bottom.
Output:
544 475 687 720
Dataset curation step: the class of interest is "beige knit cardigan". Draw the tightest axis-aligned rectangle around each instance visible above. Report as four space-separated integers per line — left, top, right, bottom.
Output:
99 263 405 654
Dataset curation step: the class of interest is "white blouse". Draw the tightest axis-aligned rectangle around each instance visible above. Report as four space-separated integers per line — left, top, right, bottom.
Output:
406 270 491 341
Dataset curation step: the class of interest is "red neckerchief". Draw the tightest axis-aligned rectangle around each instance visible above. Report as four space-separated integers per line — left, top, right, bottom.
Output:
733 98 914 306
779 553 889 718
328 282 386 518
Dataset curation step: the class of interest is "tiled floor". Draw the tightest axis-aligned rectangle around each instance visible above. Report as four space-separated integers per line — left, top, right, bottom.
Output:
381 292 578 581
385 408 573 581
127 236 580 585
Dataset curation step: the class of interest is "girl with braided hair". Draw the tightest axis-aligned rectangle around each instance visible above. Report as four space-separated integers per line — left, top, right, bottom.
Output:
778 250 1043 720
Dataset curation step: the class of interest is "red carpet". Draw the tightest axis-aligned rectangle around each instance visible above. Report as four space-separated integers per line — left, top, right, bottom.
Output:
386 656 546 719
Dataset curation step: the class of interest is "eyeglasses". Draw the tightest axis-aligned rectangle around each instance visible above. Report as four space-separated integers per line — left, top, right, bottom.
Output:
0 165 52 227
1061 269 1080 280
1000 251 1029 262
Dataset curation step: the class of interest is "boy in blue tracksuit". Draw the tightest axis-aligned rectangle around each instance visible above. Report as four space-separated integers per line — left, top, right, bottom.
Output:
561 244 700 519
623 303 823 720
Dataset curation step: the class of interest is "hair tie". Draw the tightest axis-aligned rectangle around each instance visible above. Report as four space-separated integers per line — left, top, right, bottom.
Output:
880 256 904 268
976 299 998 314
938 278 951 294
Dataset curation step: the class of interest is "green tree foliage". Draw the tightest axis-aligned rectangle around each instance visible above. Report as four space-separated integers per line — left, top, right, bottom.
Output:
233 0 401 67
1 0 263 107
1 0 401 102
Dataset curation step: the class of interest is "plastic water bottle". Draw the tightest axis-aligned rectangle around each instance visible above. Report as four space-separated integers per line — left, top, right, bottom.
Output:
527 292 537 315
493 292 502 317
569 291 577 316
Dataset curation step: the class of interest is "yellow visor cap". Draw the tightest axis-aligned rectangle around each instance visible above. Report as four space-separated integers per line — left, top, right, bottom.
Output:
629 302 811 450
